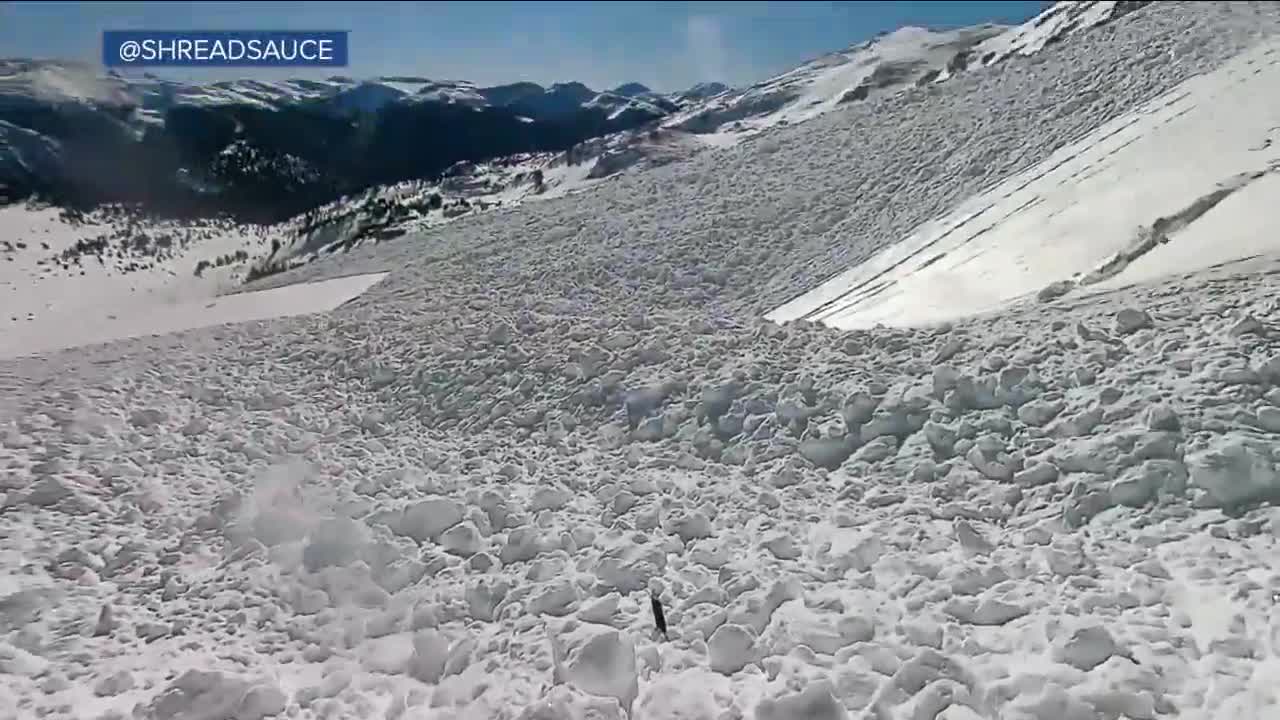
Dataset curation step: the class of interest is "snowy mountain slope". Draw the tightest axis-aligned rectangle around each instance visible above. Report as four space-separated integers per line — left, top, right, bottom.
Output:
0 60 590 118
257 126 708 271
676 81 731 103
661 1 1151 140
664 23 1007 136
769 36 1280 329
0 120 62 195
6 3 1280 720
252 0 1257 315
0 60 677 122
953 0 1153 74
0 0 1145 227
0 203 285 357
0 123 704 354
0 59 134 108
232 1 1163 278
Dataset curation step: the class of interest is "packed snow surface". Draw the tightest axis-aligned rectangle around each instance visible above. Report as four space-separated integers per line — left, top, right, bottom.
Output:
0 270 388 359
5 3 1280 720
0 204 297 358
768 37 1280 329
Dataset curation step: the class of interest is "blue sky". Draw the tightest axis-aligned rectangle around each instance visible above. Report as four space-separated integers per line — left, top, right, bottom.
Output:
0 1 1046 91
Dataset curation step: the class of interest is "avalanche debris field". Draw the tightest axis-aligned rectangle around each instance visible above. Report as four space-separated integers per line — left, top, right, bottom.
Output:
4 3 1280 720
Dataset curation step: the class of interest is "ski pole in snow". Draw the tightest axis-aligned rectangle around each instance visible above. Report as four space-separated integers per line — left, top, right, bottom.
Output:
650 590 668 639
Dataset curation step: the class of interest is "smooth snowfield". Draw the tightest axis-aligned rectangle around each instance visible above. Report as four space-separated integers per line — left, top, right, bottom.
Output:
0 204 274 327
5 3 1280 720
0 205 355 358
768 38 1280 329
0 271 389 359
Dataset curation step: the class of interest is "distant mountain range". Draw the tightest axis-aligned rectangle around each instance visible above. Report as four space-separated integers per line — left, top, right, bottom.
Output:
0 1 1148 225
0 65 720 222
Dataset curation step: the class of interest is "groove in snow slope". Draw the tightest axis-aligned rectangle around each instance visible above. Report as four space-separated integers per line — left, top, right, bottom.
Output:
768 37 1280 330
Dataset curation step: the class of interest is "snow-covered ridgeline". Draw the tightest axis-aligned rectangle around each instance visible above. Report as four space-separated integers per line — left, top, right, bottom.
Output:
2 3 1280 720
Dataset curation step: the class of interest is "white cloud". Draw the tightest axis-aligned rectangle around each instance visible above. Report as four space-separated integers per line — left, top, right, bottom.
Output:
683 15 729 86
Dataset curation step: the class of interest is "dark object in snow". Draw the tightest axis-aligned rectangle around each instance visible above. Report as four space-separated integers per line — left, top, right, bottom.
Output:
650 591 668 638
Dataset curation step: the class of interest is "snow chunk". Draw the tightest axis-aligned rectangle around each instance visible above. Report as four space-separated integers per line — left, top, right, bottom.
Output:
518 686 628 719
1115 308 1153 335
530 485 573 511
892 649 977 695
1187 435 1280 507
708 623 757 675
1054 625 1122 671
666 511 713 542
94 670 136 696
1257 406 1280 433
551 622 639 711
439 520 483 557
634 669 731 720
1018 399 1065 427
502 527 546 564
301 517 367 571
1110 459 1187 507
139 670 286 720
945 596 1029 626
528 579 580 617
19 477 77 507
761 532 803 560
594 537 666 592
755 681 850 720
398 497 465 542
799 437 855 470
1014 462 1060 487
0 641 49 676
405 629 450 684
